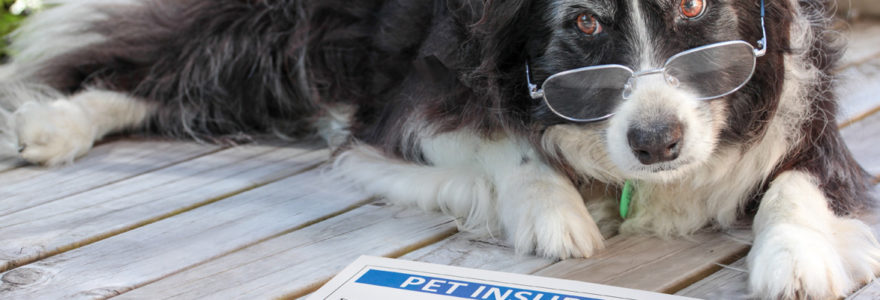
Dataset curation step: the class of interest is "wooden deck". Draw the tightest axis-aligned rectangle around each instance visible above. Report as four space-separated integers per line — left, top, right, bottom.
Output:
1 19 879 300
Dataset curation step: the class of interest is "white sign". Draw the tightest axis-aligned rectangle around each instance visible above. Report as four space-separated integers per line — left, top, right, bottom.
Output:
309 256 696 300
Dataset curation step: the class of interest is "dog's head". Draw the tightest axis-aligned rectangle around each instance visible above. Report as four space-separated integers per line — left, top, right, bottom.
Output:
507 0 794 182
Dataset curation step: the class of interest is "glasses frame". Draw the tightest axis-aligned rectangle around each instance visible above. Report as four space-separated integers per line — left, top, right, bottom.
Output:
527 0 768 123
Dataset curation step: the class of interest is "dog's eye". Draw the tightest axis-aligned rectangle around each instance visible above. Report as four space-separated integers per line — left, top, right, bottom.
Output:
679 0 706 19
576 13 602 36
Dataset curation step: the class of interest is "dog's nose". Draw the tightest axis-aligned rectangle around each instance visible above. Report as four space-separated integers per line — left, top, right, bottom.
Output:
627 120 683 165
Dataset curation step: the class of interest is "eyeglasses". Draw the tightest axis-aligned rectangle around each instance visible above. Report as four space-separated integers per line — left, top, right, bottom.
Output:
527 0 768 123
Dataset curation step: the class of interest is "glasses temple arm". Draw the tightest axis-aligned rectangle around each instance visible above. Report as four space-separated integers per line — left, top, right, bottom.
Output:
525 63 545 99
754 0 767 57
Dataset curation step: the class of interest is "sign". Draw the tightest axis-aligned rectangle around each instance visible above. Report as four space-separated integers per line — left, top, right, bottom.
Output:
309 256 696 300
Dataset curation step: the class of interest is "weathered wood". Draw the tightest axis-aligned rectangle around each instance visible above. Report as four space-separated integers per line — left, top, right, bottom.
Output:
116 203 457 300
0 139 219 216
401 232 555 274
0 157 24 173
0 144 326 273
0 167 369 299
839 20 880 70
401 225 750 295
674 258 750 299
534 231 750 293
837 56 880 123
850 278 880 300
840 107 880 175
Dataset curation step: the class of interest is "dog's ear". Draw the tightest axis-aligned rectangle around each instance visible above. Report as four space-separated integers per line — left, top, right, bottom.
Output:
457 0 536 129
472 0 533 72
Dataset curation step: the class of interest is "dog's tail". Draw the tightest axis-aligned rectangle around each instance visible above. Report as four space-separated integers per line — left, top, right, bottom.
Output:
0 0 383 142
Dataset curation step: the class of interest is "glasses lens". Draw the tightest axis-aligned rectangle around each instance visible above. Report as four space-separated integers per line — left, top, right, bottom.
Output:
542 65 633 121
663 41 756 100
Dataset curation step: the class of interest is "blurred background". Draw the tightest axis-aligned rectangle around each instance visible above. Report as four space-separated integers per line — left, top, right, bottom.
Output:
0 0 41 59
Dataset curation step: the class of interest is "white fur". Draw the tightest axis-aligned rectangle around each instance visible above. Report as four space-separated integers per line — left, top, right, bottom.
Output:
629 0 654 69
0 81 63 156
333 130 605 258
314 103 354 150
14 89 154 166
9 0 141 66
748 171 880 299
606 77 720 181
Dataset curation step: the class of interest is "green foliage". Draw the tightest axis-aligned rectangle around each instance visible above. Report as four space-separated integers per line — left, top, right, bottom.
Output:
0 0 27 59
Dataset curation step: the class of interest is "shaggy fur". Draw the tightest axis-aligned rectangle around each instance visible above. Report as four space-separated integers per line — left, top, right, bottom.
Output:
0 0 876 298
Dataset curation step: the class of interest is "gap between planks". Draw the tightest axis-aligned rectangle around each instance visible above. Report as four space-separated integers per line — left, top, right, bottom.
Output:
0 142 327 273
281 224 460 300
0 166 385 299
840 104 880 129
113 201 459 300
131 196 379 299
0 140 224 217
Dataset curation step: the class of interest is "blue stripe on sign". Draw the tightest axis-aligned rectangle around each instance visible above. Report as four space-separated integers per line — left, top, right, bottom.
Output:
355 269 603 300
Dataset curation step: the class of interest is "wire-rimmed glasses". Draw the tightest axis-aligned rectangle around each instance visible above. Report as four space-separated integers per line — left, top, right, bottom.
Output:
527 0 768 123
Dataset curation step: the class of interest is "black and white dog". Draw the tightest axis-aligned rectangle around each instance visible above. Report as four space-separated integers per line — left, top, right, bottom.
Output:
0 0 877 298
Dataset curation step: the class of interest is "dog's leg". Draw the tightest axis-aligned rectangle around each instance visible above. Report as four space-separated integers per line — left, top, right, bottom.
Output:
14 89 154 166
748 170 880 299
333 145 498 233
421 132 605 258
336 133 605 259
486 142 606 258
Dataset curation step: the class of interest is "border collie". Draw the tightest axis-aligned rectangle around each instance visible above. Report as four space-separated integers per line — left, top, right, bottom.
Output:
0 0 876 298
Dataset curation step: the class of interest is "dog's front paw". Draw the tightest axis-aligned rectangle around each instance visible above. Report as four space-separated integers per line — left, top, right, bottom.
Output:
748 222 880 299
14 100 95 166
508 193 605 259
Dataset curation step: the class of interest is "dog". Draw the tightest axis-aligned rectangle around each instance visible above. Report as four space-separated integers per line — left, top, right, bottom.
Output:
0 0 876 298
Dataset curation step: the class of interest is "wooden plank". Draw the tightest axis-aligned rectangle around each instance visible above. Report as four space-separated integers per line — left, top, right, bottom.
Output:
851 281 880 300
113 203 456 300
0 167 371 299
533 231 750 293
0 139 219 216
839 20 880 69
0 143 325 273
0 157 24 173
400 232 555 274
840 110 880 174
400 229 749 295
836 55 880 123
850 278 880 300
674 258 749 299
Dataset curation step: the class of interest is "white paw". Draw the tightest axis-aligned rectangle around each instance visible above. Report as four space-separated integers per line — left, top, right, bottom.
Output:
748 221 880 299
14 100 95 166
506 191 605 259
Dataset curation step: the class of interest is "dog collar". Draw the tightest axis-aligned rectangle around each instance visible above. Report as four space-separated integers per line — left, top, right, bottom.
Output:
620 180 634 218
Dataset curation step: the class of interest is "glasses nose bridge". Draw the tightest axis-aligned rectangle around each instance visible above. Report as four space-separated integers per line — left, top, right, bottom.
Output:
632 67 665 78
622 67 666 99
